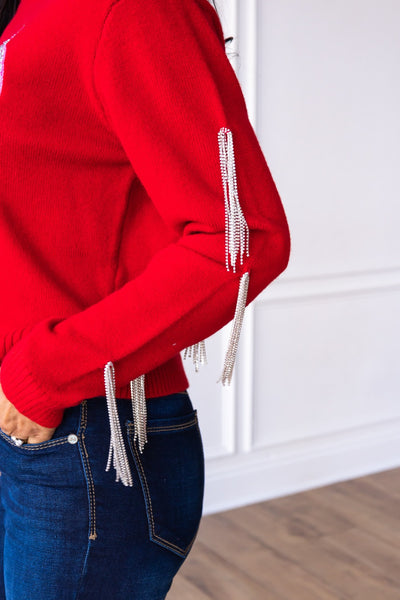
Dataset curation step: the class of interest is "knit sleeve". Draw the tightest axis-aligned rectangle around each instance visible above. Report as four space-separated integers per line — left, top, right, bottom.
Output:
0 0 290 428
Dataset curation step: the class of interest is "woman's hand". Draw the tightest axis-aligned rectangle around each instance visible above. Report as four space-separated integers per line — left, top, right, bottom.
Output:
0 369 56 444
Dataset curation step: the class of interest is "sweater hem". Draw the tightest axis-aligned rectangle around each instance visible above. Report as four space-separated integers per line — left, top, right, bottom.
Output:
117 357 190 400
0 343 190 428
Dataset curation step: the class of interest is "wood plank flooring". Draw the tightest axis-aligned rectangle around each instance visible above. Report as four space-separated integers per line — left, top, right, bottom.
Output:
168 468 400 599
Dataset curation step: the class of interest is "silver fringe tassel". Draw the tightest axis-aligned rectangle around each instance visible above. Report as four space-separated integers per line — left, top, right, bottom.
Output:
184 127 251 385
0 45 6 96
130 374 148 454
104 361 134 487
218 126 250 273
183 340 208 372
217 126 251 385
0 25 25 96
217 271 250 385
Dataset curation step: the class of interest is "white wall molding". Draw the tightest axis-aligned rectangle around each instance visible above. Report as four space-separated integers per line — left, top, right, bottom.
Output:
231 0 259 454
258 266 400 304
204 415 400 514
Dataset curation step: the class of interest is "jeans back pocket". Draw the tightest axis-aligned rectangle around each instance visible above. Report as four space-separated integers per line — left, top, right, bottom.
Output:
126 408 205 559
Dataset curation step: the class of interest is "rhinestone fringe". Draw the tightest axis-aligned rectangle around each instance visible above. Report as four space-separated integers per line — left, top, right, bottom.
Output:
104 361 133 487
130 374 148 454
0 45 7 96
183 127 251 383
183 340 208 372
218 126 250 273
217 126 251 385
0 25 25 96
217 271 250 385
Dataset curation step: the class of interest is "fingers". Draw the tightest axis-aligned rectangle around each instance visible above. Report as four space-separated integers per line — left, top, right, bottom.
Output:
0 393 57 443
10 433 54 445
12 430 54 444
25 432 54 444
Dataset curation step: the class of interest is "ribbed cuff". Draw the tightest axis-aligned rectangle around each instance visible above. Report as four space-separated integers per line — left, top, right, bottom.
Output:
0 343 64 428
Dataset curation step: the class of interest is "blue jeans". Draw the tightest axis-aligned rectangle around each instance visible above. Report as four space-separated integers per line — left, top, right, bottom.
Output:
0 391 205 599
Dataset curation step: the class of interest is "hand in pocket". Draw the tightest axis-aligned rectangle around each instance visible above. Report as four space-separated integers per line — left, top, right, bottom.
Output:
0 368 56 444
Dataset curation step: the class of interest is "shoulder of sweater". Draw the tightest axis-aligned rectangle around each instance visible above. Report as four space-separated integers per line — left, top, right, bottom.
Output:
95 0 225 48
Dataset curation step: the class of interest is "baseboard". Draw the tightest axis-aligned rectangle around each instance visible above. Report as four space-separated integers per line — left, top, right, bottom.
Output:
203 416 400 515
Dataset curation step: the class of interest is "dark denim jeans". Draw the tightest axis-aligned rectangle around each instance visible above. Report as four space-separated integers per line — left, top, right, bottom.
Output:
0 391 205 599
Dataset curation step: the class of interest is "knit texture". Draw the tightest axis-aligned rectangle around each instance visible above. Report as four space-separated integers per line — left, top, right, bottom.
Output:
0 0 291 427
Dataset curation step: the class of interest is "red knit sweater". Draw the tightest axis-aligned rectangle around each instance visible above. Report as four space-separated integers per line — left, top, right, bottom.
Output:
0 0 291 428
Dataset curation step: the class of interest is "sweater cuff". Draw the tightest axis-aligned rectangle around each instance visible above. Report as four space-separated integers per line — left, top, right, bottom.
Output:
0 343 64 428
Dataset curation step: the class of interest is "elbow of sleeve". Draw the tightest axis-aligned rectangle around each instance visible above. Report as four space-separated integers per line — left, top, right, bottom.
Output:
274 218 292 276
246 219 291 305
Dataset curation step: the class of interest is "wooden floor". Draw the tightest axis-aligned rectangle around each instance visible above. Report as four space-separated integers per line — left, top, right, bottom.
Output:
168 468 400 599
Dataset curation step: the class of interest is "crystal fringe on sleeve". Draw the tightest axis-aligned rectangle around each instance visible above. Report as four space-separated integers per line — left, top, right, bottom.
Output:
217 270 249 385
104 361 133 487
104 361 148 486
216 126 250 384
0 25 25 96
183 340 208 372
218 126 250 273
183 126 251 385
130 373 147 453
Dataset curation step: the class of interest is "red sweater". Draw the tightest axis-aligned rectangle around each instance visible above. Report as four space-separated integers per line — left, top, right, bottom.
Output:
0 0 291 429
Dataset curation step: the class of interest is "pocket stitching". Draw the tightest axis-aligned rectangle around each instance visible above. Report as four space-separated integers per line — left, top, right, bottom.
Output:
0 429 70 451
127 414 198 434
76 400 97 541
129 436 197 557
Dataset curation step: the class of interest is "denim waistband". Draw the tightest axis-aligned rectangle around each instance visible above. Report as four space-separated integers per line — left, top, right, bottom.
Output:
77 390 193 423
62 389 191 422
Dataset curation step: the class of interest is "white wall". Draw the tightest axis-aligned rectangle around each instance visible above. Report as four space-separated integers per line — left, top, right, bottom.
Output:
183 0 400 515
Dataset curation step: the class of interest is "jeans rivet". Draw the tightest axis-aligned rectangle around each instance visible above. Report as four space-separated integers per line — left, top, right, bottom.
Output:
68 434 78 445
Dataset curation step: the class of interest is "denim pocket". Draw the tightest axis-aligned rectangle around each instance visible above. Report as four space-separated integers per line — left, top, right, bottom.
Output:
126 408 205 559
0 405 80 455
0 428 72 453
0 405 82 486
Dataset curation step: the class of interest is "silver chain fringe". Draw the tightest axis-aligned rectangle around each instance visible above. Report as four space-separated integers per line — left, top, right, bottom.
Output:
104 361 133 487
217 127 250 384
0 45 6 96
0 25 25 96
104 361 148 486
217 270 250 385
130 374 148 454
183 340 208 372
184 127 251 385
218 126 250 273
